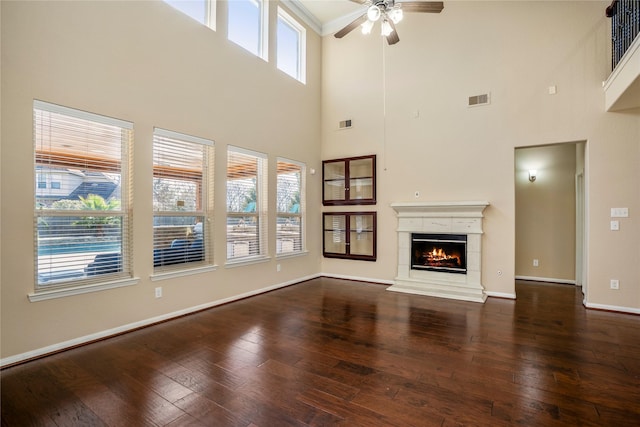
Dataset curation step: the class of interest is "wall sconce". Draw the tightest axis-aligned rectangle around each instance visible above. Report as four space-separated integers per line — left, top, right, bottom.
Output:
528 170 537 182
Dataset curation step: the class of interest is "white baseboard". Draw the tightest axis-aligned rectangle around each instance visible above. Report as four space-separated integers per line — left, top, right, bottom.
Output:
485 291 516 299
320 272 395 286
1 273 321 368
585 302 640 315
515 275 576 285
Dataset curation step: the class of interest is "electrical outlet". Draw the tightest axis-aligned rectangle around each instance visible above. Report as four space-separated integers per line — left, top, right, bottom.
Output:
610 279 619 290
155 287 162 298
610 220 620 231
276 264 281 272
533 259 539 267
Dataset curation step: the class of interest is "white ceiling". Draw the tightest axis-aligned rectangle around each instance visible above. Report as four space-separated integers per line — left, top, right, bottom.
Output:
296 0 361 24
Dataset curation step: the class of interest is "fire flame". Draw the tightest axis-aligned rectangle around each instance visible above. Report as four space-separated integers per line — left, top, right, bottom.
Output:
425 247 461 265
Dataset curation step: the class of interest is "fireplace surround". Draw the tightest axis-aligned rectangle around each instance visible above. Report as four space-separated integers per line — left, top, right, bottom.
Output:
388 201 489 303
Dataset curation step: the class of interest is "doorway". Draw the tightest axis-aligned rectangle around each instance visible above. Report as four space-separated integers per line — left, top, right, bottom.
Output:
514 142 587 292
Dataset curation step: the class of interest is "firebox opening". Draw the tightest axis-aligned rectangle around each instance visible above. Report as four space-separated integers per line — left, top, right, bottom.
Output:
411 233 467 274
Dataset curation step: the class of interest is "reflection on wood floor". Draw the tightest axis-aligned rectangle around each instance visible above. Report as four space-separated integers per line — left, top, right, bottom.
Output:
2 278 639 426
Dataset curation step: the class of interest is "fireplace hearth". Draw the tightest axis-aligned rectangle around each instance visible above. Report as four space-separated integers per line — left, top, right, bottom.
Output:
388 201 489 303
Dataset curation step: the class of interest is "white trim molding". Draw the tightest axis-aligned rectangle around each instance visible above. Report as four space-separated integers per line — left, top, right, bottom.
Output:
515 275 576 285
585 302 640 315
320 273 394 286
281 0 322 34
485 291 517 299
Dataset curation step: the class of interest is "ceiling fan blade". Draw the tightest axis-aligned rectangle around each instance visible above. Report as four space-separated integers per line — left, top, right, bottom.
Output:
386 20 400 45
334 13 368 38
397 1 444 13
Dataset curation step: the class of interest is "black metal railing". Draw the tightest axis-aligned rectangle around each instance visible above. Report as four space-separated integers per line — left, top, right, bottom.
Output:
606 0 640 70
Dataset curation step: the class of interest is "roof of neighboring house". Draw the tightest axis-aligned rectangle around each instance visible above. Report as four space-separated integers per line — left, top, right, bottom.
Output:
67 181 118 201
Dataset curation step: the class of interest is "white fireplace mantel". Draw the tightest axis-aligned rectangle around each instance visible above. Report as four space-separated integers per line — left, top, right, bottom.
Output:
390 201 489 217
388 201 490 303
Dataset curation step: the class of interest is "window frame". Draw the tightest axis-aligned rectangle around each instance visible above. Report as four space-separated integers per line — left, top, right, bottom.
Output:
276 157 305 256
276 6 306 84
226 146 269 265
164 0 217 31
152 128 215 276
31 100 137 301
227 0 269 61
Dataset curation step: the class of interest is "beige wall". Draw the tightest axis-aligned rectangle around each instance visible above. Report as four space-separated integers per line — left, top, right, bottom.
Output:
0 1 322 360
515 144 577 281
320 2 640 307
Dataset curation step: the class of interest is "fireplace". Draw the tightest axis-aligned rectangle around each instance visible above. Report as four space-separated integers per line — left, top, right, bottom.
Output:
388 201 489 303
412 234 467 274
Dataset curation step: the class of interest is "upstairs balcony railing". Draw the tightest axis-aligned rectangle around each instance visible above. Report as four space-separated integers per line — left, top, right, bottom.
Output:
606 0 640 70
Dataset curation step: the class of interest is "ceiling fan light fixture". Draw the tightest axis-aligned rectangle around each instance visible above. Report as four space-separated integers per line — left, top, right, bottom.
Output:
361 19 375 34
388 8 403 24
367 5 382 21
381 19 394 37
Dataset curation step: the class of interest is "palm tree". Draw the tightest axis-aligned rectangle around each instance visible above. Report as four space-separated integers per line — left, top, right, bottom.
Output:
72 194 121 236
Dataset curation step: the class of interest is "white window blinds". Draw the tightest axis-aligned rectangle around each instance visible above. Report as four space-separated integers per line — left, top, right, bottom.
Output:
153 128 214 270
33 100 133 289
276 158 304 255
226 146 268 261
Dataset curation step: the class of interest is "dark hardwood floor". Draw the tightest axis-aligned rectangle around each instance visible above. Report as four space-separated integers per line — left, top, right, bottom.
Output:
2 278 640 426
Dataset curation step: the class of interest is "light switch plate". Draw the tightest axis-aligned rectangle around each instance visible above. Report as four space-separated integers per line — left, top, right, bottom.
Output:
610 220 620 231
611 208 629 218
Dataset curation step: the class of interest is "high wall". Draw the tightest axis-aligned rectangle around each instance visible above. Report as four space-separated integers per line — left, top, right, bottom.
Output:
320 1 640 309
0 0 323 361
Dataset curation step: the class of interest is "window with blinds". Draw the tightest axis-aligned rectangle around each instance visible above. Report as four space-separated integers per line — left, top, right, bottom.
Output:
153 128 213 271
276 158 305 255
226 146 268 261
34 100 133 289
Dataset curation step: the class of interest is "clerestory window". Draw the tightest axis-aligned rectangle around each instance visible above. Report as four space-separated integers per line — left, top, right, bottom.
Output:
228 0 268 60
277 7 306 83
164 0 216 30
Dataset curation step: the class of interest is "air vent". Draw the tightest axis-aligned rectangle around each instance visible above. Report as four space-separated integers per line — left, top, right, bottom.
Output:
339 119 352 129
468 93 490 107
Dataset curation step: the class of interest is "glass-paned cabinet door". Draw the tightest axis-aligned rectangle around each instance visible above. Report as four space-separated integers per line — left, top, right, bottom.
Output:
323 214 346 255
323 212 376 261
323 161 346 204
323 155 375 205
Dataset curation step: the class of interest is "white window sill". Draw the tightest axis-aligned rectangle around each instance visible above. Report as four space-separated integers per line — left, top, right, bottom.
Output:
224 255 271 269
276 250 308 260
28 277 140 302
150 264 218 281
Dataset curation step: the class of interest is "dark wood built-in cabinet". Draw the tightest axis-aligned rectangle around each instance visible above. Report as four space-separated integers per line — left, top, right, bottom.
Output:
322 155 376 206
323 212 377 261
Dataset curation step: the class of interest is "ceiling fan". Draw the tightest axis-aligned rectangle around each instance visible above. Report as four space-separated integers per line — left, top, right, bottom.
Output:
334 0 444 45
